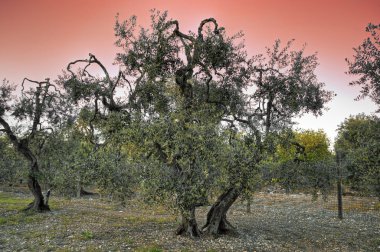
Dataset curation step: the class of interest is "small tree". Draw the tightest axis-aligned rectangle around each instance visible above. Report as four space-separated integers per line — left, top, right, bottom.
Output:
335 114 380 198
346 23 380 110
0 78 66 211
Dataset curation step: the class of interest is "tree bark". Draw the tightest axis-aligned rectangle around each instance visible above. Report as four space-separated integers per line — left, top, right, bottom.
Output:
76 173 81 198
22 161 50 212
176 207 201 238
24 171 50 212
202 187 240 235
246 194 251 213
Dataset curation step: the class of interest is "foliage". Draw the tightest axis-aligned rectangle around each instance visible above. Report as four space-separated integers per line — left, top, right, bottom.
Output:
270 129 335 199
37 127 95 196
247 40 334 132
60 10 333 236
276 129 332 162
93 145 138 204
346 23 380 110
140 111 224 210
335 114 380 198
0 136 28 184
64 10 252 218
217 38 334 198
34 107 138 200
0 79 14 117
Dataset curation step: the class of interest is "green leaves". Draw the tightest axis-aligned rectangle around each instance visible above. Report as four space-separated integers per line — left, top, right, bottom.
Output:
347 23 380 109
335 114 380 197
251 40 334 132
0 79 14 116
54 11 334 214
269 129 335 198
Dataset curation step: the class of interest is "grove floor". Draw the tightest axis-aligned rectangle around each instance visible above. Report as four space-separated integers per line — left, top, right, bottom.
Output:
0 187 379 251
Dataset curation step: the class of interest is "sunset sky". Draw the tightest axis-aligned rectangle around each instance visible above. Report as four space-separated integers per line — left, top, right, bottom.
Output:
0 0 379 145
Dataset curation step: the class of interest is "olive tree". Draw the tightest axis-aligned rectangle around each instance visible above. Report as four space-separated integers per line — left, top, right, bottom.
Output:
64 11 333 236
335 114 380 198
114 14 334 235
64 10 250 237
36 118 98 198
116 11 257 237
0 78 67 211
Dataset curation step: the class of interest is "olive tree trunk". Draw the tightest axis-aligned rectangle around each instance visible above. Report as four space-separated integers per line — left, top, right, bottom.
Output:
202 187 240 235
25 165 50 212
176 206 201 238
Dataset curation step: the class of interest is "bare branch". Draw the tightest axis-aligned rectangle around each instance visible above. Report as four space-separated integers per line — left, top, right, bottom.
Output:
164 20 195 42
198 18 219 39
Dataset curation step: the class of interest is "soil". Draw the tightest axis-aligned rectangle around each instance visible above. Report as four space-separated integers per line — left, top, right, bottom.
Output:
0 186 379 251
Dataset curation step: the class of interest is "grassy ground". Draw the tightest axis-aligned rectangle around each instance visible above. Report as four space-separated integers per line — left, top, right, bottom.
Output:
0 189 177 251
0 186 379 251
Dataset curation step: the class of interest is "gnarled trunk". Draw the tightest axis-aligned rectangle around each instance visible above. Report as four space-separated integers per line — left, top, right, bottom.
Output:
202 187 240 235
24 162 50 212
25 175 50 211
176 206 201 238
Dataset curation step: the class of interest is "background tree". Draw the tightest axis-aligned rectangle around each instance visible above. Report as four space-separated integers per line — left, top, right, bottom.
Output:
32 105 138 201
0 136 28 185
37 118 96 198
346 23 380 110
0 78 67 211
335 114 380 199
271 129 334 199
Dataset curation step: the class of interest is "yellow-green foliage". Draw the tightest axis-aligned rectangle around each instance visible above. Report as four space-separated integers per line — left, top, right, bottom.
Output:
276 129 331 162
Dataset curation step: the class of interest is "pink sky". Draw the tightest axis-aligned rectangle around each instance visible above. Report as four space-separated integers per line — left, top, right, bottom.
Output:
0 0 379 144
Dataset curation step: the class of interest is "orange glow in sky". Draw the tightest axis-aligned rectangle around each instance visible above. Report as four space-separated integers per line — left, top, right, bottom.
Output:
0 0 379 143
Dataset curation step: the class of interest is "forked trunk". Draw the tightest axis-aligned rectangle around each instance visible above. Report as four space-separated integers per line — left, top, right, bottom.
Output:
202 187 240 235
176 206 201 238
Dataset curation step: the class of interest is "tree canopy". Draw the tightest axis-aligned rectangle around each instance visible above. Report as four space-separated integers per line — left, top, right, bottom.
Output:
335 114 380 198
347 23 380 110
270 129 334 199
61 10 333 236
